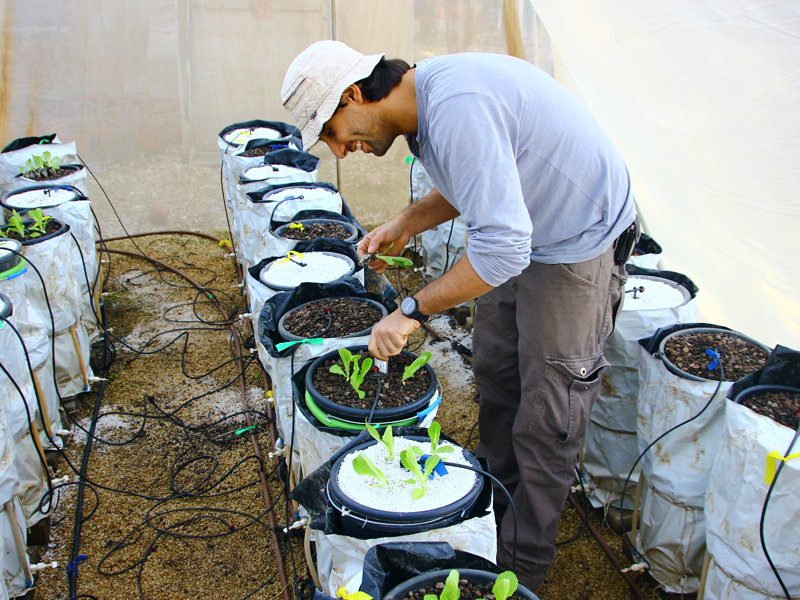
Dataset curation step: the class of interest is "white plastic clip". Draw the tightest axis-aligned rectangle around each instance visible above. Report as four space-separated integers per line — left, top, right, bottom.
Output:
29 561 58 572
621 563 648 573
234 282 246 288
569 484 582 494
227 253 237 258
239 312 253 320
268 447 286 460
51 476 70 485
283 517 308 533
88 376 107 383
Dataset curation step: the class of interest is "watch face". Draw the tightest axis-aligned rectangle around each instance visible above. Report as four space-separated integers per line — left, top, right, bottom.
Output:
401 296 416 315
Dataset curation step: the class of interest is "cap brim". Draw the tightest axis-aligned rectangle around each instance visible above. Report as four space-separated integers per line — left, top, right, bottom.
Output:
300 52 384 151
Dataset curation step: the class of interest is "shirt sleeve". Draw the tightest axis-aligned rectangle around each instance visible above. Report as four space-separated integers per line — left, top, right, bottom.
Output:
426 93 532 287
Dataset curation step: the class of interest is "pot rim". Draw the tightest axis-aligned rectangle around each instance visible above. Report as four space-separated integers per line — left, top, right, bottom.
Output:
305 344 437 422
1 183 86 211
277 296 387 342
328 436 483 522
273 218 358 243
658 327 771 383
383 569 539 600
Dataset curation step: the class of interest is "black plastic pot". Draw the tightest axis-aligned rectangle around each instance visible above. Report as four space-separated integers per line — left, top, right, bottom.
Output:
0 239 23 274
328 437 483 539
383 569 539 600
14 164 84 185
305 344 437 425
1 184 85 212
658 327 771 383
0 291 12 320
277 296 388 342
273 218 358 244
0 218 68 246
734 384 800 429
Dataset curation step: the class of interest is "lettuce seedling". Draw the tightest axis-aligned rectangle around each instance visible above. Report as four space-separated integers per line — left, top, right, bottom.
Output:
365 423 394 461
427 421 454 459
423 570 460 600
329 349 373 399
20 151 61 178
402 351 431 385
400 447 439 499
5 210 26 237
491 571 519 600
352 452 389 489
375 242 413 268
27 208 52 238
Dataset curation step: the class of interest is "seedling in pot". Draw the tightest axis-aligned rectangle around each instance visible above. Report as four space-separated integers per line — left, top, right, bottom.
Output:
422 570 519 600
400 447 440 499
359 241 414 268
403 351 432 386
365 423 395 461
27 208 52 238
329 348 373 399
424 570 460 600
427 421 454 461
19 151 61 178
5 211 26 237
352 452 390 489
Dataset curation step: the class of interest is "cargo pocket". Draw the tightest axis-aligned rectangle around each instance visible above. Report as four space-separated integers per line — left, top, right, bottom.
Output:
528 354 610 442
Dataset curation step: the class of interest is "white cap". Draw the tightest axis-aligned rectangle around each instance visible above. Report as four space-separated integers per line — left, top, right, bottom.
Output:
281 40 384 151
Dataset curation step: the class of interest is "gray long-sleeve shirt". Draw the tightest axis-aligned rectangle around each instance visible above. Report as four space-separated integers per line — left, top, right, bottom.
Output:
405 53 635 287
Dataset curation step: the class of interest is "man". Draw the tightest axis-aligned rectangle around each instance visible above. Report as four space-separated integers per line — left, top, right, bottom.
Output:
282 40 636 589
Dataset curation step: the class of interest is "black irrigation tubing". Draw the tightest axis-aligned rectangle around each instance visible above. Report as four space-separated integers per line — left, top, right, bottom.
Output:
104 246 293 600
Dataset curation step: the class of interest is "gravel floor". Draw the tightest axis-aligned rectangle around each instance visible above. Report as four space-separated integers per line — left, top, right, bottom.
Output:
33 232 660 600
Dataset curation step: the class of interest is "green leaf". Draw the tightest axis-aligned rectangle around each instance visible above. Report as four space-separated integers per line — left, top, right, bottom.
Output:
33 155 43 170
491 572 518 600
329 365 347 378
423 455 440 480
337 348 353 379
412 488 426 500
365 423 381 444
424 596 438 600
7 210 26 236
42 150 52 164
382 425 394 461
429 421 441 451
400 448 425 487
51 155 60 169
435 446 454 454
375 241 414 268
352 453 389 489
402 351 432 385
440 570 461 600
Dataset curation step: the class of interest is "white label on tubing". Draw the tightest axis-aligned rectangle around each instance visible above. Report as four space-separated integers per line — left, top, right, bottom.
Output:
223 127 281 145
6 187 79 209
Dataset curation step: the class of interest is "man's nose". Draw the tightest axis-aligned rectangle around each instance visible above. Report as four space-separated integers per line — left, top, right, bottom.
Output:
325 139 348 159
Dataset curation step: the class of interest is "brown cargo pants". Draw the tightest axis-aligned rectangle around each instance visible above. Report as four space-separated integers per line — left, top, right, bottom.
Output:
473 244 627 590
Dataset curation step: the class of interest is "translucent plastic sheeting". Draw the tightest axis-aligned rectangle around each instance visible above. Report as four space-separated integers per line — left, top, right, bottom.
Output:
534 0 800 349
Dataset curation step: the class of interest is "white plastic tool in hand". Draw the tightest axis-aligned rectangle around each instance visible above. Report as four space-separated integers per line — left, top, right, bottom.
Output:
375 359 388 374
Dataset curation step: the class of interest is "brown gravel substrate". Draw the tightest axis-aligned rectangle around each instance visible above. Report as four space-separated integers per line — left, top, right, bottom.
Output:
280 221 351 241
312 350 431 410
741 390 800 430
34 233 292 600
664 331 768 381
282 297 382 339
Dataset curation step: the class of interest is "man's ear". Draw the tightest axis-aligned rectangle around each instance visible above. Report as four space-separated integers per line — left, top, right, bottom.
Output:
340 84 365 106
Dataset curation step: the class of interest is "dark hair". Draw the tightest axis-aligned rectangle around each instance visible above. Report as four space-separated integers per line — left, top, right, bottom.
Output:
355 57 411 102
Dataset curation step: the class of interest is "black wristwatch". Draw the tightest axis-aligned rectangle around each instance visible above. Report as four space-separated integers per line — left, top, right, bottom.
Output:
400 296 429 323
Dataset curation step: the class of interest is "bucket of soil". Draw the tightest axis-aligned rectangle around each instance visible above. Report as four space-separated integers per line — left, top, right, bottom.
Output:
273 218 358 243
305 345 437 430
259 251 356 291
734 385 800 431
1 184 85 214
328 435 483 537
1 216 68 246
384 569 539 600
278 296 387 342
659 327 770 382
0 239 25 279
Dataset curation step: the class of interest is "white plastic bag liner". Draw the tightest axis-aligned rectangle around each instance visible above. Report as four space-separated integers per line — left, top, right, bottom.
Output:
704 402 800 599
313 510 497 597
583 274 697 508
0 497 30 598
33 355 64 451
12 433 49 526
702 555 793 600
637 479 705 594
411 161 467 283
635 343 734 591
233 184 343 269
51 324 92 398
3 186 100 342
627 253 661 270
220 144 301 212
3 164 88 197
0 137 77 191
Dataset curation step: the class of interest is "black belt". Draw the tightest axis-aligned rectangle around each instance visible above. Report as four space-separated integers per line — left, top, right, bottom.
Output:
613 215 641 265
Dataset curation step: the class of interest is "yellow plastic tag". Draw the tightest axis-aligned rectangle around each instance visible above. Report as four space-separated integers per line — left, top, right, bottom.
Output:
765 450 800 484
289 222 305 232
337 588 372 600
217 240 232 249
277 250 305 264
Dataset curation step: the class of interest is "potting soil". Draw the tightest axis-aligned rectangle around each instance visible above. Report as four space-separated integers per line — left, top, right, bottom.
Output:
336 437 476 513
283 297 383 338
314 351 432 410
740 390 800 429
2 219 63 242
621 276 687 310
408 579 526 600
281 221 351 241
259 252 353 288
664 331 768 381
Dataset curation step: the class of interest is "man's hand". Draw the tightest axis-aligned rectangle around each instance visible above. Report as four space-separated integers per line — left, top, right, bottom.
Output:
357 218 409 275
369 309 420 360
